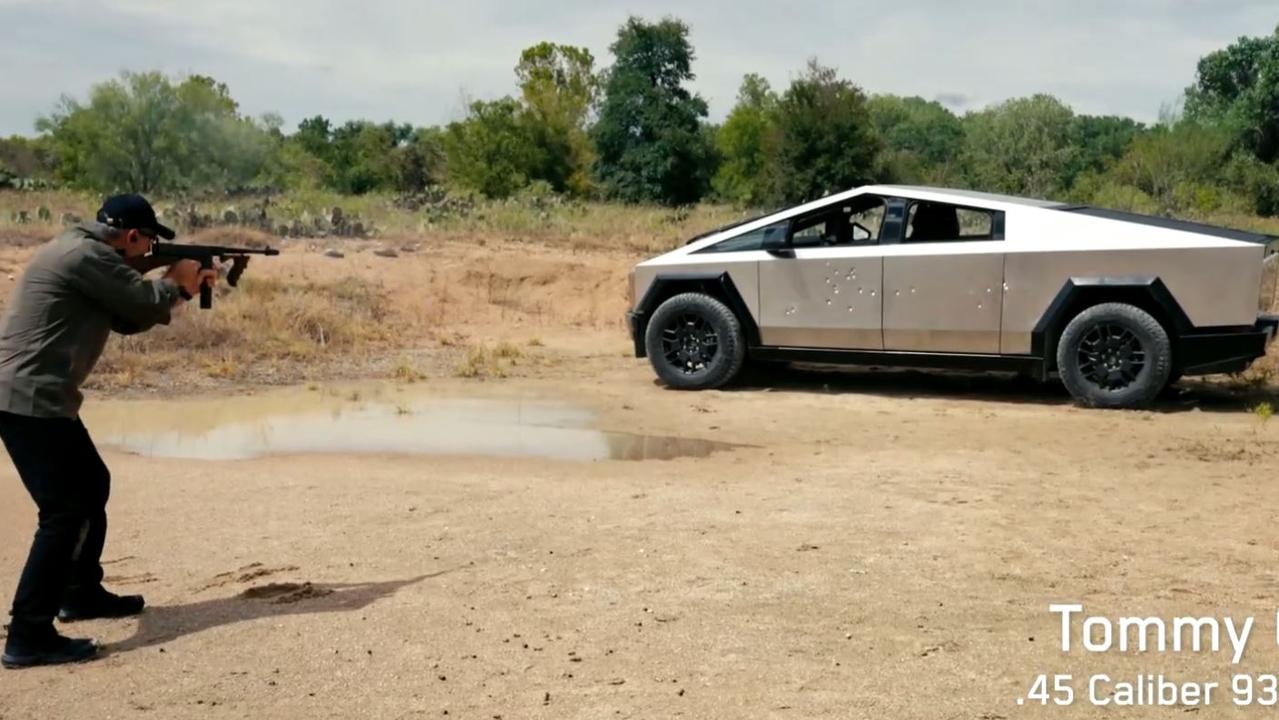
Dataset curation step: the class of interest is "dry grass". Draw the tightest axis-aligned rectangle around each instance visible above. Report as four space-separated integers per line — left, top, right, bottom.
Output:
90 273 396 390
1177 435 1279 464
392 358 426 383
454 346 503 379
452 341 526 379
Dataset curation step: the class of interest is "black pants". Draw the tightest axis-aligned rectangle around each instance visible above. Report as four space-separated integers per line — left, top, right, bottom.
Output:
0 412 110 641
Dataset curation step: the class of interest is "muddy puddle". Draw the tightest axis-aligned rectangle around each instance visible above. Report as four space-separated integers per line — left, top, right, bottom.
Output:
82 385 740 462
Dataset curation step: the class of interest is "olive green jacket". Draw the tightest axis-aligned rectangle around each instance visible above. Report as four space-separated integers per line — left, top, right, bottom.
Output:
0 223 179 418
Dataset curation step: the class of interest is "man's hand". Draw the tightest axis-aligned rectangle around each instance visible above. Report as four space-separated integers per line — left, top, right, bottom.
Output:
163 260 217 298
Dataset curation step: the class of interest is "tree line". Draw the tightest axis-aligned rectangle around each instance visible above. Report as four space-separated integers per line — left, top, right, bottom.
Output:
2 17 1278 219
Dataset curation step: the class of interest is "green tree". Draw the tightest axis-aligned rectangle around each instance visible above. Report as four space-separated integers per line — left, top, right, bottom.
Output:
591 16 714 205
767 60 881 204
1069 114 1146 181
396 126 445 192
1105 121 1243 215
867 95 963 184
961 94 1078 198
37 71 275 193
327 121 413 194
1220 151 1279 216
516 43 597 118
1066 173 1161 214
292 116 334 162
515 42 598 195
0 135 55 180
276 116 436 194
443 97 541 198
273 115 336 189
1185 25 1279 163
712 74 776 205
174 76 280 192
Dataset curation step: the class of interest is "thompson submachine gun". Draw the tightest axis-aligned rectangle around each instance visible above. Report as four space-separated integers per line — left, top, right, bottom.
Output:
140 242 281 309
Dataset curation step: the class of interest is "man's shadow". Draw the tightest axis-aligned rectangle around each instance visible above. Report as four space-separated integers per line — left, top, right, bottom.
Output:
106 571 447 655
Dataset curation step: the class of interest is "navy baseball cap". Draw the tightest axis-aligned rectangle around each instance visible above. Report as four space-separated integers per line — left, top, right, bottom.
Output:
96 194 176 240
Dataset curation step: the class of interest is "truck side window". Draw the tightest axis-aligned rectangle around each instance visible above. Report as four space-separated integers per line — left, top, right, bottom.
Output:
905 202 998 242
791 196 887 249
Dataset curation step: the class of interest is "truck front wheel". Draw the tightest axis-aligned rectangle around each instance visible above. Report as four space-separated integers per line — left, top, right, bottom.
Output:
644 292 746 390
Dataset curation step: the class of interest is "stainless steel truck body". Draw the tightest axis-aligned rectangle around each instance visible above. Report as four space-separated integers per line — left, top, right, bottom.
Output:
627 185 1279 408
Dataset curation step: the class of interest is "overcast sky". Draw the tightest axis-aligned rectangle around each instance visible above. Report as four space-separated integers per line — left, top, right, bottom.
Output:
1 0 1275 135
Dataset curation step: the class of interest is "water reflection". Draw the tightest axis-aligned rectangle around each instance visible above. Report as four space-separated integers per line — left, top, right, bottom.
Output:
87 392 740 462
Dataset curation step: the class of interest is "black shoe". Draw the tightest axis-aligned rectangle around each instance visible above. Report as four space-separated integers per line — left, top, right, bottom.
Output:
2 634 99 669
58 590 145 622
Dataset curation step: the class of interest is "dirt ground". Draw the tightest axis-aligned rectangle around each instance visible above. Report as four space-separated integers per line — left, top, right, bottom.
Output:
0 232 1278 718
2 347 1279 718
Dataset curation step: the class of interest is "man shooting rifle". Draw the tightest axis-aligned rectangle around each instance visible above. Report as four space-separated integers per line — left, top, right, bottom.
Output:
0 194 266 668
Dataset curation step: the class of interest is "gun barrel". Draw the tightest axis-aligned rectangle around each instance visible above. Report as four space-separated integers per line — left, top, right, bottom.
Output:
152 242 280 257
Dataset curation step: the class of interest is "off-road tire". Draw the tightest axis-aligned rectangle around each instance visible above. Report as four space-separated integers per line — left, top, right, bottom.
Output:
1057 302 1172 409
645 292 746 390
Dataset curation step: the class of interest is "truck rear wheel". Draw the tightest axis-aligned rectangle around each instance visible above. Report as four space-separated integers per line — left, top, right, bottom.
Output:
644 292 746 390
1056 302 1172 409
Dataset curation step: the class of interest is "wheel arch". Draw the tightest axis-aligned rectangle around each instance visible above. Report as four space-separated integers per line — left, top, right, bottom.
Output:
1031 277 1190 372
633 272 760 358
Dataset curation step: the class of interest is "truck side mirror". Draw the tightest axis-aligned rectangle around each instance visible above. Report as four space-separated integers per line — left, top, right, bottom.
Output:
761 228 793 257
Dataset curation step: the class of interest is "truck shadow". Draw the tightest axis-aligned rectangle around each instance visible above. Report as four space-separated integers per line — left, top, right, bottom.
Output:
722 364 1279 414
104 571 448 655
1164 380 1279 413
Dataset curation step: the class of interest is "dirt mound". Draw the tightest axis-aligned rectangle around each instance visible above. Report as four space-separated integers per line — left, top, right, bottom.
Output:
237 564 300 583
240 582 334 604
196 563 303 592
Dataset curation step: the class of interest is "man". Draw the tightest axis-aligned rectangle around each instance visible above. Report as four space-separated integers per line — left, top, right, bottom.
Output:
0 194 213 669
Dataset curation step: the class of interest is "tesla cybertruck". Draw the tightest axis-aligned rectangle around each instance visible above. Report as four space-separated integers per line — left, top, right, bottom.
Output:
626 186 1278 408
